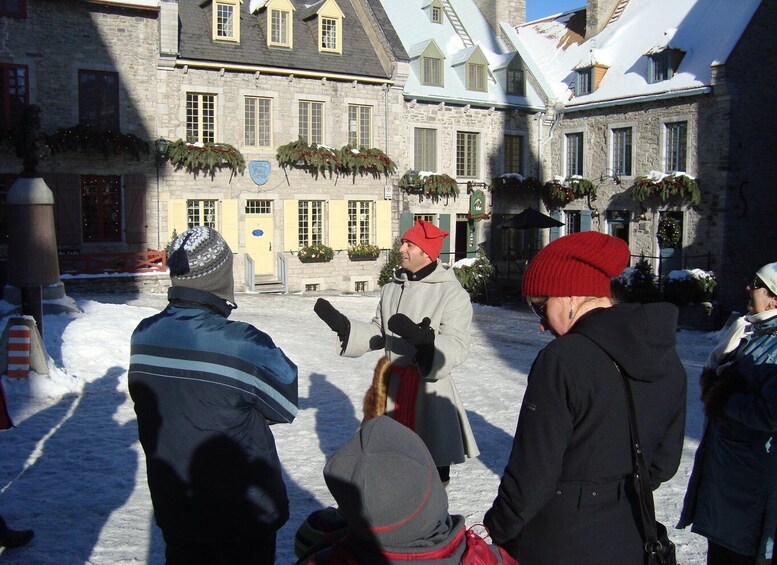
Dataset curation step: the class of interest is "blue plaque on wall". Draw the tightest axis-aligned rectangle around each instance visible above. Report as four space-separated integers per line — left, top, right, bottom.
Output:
249 160 271 186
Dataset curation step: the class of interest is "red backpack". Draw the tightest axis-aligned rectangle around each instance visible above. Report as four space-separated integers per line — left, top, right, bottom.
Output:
462 525 518 565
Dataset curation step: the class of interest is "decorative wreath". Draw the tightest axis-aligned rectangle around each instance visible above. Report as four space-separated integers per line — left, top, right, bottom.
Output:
657 216 681 248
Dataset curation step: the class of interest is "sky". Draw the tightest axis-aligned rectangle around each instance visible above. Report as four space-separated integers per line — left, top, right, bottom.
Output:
526 0 584 21
0 290 716 563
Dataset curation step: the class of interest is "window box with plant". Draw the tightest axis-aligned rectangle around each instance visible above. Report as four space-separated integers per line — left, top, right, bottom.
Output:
541 176 596 209
276 139 340 174
399 170 460 199
338 146 397 177
348 243 381 261
489 173 544 193
43 122 149 160
632 171 701 207
164 139 246 178
297 243 334 263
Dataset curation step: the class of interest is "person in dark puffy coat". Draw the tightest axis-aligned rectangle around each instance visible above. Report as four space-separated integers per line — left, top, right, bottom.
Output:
484 231 687 564
678 261 777 564
298 416 515 565
129 227 298 565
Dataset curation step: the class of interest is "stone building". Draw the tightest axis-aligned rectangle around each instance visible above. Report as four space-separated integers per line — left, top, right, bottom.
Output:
498 0 777 313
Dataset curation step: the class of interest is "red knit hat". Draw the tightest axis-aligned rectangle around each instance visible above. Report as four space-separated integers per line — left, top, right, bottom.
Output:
401 220 449 261
522 231 629 298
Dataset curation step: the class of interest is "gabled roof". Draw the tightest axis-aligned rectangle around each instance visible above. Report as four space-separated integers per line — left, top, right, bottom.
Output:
503 0 762 109
377 0 543 109
178 0 391 79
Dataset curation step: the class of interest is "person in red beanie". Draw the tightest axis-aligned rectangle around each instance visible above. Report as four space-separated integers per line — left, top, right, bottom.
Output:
314 220 478 486
484 231 687 564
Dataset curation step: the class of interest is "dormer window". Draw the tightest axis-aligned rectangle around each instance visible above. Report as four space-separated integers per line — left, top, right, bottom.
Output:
468 63 486 92
428 0 444 23
317 0 343 54
266 0 294 49
418 41 445 87
506 68 524 96
575 68 592 95
213 0 239 42
648 49 684 83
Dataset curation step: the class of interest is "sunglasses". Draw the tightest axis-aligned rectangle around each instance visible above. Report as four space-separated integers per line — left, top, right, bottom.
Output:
752 277 766 290
528 297 549 321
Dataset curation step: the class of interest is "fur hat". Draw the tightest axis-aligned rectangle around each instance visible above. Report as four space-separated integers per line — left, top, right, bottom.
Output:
323 416 451 548
755 262 777 295
522 231 629 298
167 226 235 305
401 220 448 261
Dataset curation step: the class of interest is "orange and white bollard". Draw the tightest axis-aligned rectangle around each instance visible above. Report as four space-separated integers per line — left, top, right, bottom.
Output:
7 324 31 379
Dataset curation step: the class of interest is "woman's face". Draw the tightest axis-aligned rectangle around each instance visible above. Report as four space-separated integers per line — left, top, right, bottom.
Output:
528 296 575 337
747 276 777 314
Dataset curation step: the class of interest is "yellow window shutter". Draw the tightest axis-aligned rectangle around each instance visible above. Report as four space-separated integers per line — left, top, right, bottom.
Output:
283 199 299 251
328 200 348 250
168 199 188 243
376 200 393 249
221 199 239 252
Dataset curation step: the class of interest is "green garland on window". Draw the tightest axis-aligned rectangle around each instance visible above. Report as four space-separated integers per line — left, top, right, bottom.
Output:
43 122 149 160
398 171 460 198
633 173 701 206
541 177 596 209
165 139 246 177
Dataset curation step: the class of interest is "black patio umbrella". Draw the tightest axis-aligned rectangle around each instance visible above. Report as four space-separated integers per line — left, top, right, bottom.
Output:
500 207 564 229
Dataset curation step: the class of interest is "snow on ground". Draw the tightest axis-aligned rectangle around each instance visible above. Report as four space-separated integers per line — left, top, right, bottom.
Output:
0 291 718 564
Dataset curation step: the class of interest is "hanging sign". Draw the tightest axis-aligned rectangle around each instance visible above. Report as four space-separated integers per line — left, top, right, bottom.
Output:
469 189 486 216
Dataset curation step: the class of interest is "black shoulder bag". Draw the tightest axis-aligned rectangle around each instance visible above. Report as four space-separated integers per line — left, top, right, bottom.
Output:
614 362 677 565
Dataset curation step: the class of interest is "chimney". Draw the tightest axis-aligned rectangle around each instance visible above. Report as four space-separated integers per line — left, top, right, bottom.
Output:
585 0 618 38
472 0 526 38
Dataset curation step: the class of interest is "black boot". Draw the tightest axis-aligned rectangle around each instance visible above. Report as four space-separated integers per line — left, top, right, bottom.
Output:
0 522 34 548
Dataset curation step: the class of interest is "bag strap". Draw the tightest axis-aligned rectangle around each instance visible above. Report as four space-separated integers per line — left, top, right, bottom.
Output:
578 335 664 557
612 362 664 556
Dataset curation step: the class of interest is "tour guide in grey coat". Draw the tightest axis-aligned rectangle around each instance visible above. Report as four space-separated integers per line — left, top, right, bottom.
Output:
314 220 478 481
484 232 687 564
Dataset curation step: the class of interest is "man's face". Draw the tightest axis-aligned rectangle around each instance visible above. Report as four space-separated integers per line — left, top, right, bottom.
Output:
399 239 433 273
747 276 776 314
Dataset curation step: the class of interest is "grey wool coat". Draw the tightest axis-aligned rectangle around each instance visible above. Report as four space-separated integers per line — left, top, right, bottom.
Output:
342 263 479 466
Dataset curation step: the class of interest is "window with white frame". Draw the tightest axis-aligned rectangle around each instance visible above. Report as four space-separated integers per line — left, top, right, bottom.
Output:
270 8 291 47
504 134 523 174
187 200 217 229
244 96 272 147
414 128 437 172
299 100 324 145
214 0 239 42
348 105 371 147
186 93 216 143
467 63 487 92
298 200 324 247
456 131 479 178
245 199 272 214
422 56 443 87
348 200 373 246
320 17 338 51
565 132 583 177
611 127 632 176
665 121 687 173
506 68 524 96
413 213 436 224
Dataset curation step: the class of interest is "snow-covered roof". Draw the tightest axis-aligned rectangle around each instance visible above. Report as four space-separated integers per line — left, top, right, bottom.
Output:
87 0 159 8
377 0 544 109
503 0 761 109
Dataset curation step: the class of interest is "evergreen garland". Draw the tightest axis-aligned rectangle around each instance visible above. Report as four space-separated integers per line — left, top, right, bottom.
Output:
541 176 597 209
165 139 246 177
43 122 149 160
398 171 460 198
633 172 701 207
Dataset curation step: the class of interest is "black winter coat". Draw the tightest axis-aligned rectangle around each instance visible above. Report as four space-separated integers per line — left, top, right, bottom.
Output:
484 303 687 565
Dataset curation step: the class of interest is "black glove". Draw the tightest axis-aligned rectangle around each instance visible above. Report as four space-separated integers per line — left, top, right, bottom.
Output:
387 314 435 373
314 298 350 343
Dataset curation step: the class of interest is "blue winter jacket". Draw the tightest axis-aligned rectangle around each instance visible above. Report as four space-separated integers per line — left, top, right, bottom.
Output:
678 312 777 559
128 287 298 542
